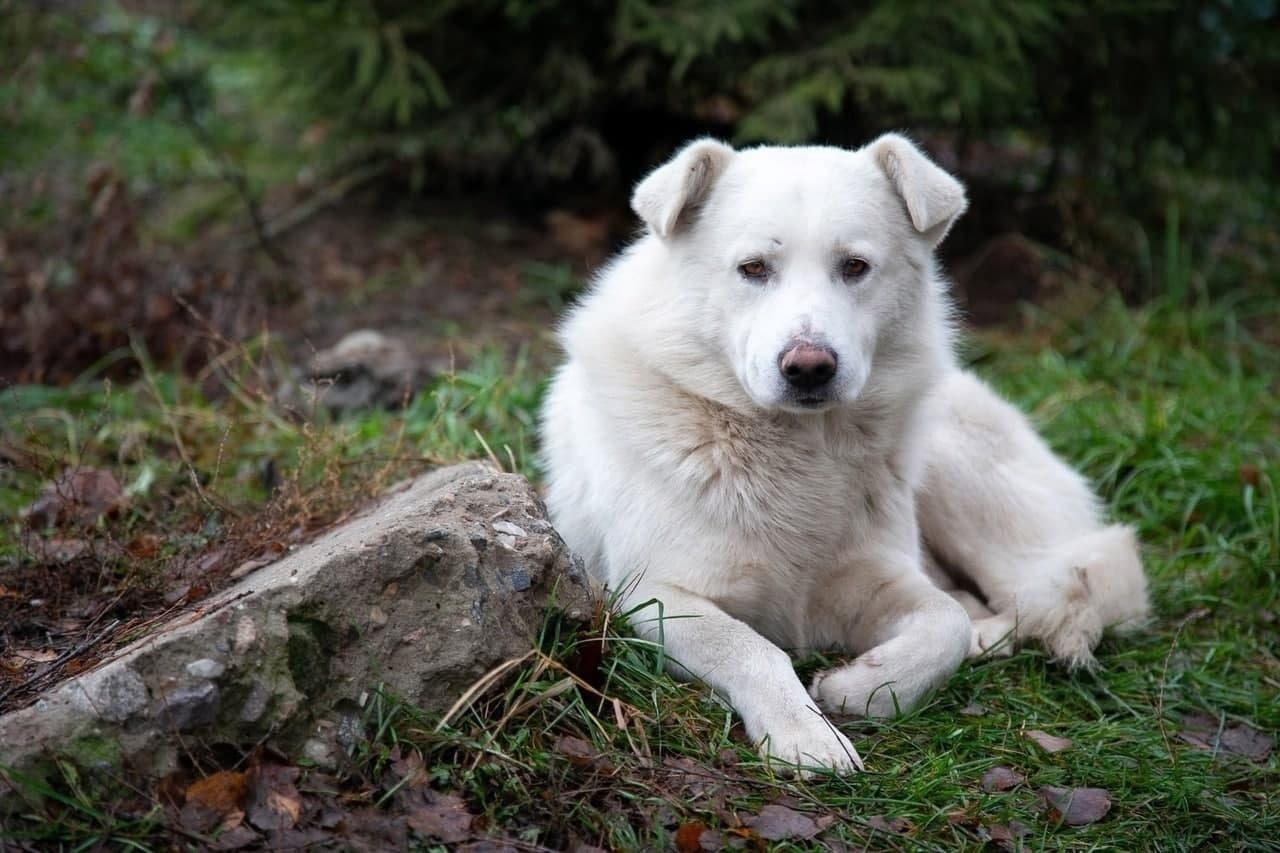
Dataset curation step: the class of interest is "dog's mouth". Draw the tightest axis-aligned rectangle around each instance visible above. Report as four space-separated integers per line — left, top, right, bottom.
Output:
796 396 828 407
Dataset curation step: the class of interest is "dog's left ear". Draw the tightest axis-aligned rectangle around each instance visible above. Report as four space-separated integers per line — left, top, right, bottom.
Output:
869 134 967 247
631 138 735 239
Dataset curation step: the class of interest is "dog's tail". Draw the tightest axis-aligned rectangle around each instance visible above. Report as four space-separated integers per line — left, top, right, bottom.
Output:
1010 524 1150 669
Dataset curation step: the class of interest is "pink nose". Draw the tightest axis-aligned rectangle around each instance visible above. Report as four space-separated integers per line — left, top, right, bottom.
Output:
779 343 837 390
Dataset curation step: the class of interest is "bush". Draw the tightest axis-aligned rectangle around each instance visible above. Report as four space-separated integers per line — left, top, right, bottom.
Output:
200 0 1279 200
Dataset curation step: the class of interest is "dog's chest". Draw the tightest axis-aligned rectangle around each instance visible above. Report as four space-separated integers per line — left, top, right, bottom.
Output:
674 406 889 561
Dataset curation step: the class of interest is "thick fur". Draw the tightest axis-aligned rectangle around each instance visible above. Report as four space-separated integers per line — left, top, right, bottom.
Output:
540 135 1150 774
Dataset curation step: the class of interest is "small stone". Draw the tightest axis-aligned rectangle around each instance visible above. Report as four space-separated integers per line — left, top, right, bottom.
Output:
302 738 337 769
154 682 220 731
496 533 518 550
234 616 256 655
74 666 149 724
239 682 271 723
185 659 225 680
492 521 527 538
369 606 388 628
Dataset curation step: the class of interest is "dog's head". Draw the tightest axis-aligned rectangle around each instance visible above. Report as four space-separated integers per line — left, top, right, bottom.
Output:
631 134 965 413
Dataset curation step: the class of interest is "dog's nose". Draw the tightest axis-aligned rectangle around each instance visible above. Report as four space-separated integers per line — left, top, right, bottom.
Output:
779 343 838 390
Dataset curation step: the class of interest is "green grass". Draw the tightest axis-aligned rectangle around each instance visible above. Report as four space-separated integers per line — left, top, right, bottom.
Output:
2 291 1277 849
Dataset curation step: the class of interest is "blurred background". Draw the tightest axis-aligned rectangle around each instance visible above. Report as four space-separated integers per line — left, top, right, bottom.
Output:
3 0 1277 384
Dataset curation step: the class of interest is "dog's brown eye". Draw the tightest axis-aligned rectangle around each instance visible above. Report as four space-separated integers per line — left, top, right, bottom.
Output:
842 257 870 279
739 260 768 280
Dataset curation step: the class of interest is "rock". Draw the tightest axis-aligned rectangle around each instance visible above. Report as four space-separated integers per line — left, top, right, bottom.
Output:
0 463 596 797
186 658 226 679
155 682 220 731
309 329 426 410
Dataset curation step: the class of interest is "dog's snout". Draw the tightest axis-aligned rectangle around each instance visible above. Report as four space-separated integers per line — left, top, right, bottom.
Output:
779 343 838 390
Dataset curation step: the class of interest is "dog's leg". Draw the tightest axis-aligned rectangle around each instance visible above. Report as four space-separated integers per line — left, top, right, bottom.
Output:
625 582 862 775
808 561 972 718
917 370 1150 668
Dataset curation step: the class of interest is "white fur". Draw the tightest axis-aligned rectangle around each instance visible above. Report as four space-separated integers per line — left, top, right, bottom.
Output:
540 135 1150 775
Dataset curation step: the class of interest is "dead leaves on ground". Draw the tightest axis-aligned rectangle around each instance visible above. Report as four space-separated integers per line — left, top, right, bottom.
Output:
21 468 125 528
1040 785 1112 826
980 765 1025 792
1024 729 1073 753
745 804 835 841
1178 713 1274 762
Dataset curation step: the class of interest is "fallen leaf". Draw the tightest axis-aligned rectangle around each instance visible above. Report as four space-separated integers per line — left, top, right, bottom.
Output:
1179 714 1274 762
985 820 1030 847
7 648 59 665
960 702 988 716
555 735 600 766
186 770 249 815
390 747 429 788
746 804 834 841
980 765 1025 792
33 538 90 563
1025 729 1072 753
1040 786 1111 826
405 789 474 843
208 824 259 851
676 821 707 852
866 815 913 834
22 468 124 527
1239 463 1260 486
458 841 522 853
246 763 302 831
127 533 163 559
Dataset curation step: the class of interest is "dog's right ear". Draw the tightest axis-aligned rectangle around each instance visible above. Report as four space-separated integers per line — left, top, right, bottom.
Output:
631 138 735 239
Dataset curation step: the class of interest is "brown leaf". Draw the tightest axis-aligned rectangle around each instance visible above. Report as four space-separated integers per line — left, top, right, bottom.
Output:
405 789 474 843
208 824 259 851
7 648 59 666
1040 786 1111 826
186 770 249 815
390 747 429 788
555 735 600 766
126 533 164 559
22 468 124 527
746 804 834 841
985 820 1031 847
866 815 913 834
32 538 90 563
1025 729 1072 753
1179 714 1274 762
246 763 302 831
980 765 1025 792
1239 463 1261 486
676 821 707 853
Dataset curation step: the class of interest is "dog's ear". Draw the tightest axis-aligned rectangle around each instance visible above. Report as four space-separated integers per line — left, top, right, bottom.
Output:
869 134 967 247
631 138 735 239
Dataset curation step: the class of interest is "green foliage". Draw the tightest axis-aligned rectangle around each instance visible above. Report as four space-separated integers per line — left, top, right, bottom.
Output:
191 0 1279 193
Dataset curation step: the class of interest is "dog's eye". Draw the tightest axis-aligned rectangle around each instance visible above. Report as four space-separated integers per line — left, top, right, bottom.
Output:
842 257 870 279
738 260 768 280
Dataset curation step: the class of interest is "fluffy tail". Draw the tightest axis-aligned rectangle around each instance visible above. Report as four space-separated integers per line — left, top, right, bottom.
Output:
1011 525 1150 669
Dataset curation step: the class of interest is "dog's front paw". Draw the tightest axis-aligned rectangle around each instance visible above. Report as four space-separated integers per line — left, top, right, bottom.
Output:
754 707 863 776
809 656 905 718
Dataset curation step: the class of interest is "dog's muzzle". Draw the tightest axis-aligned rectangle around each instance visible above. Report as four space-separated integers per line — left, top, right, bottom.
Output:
778 342 838 399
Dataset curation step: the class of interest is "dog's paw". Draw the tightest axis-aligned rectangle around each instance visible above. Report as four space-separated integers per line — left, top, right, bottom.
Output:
809 656 905 718
969 613 1018 659
754 708 863 776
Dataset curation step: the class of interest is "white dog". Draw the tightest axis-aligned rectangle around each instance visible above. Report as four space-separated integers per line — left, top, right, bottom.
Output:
540 134 1150 774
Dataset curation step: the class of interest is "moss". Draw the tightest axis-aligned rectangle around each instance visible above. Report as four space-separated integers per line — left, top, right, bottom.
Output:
286 615 335 698
65 734 120 772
